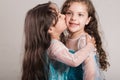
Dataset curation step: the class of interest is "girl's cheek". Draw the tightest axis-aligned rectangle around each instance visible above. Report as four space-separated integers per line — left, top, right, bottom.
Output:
65 17 69 22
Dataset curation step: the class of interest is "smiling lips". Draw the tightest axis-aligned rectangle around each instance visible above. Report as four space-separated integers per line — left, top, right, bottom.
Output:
69 22 79 27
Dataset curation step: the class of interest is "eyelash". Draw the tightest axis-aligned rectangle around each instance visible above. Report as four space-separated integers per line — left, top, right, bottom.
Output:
58 14 61 18
66 12 72 15
66 12 84 17
78 14 83 16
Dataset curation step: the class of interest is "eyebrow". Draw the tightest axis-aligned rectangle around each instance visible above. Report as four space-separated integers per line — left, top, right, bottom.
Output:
67 9 86 14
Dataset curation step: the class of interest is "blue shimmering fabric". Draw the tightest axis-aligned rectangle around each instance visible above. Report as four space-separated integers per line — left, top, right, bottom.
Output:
49 60 69 80
67 50 83 80
49 50 83 80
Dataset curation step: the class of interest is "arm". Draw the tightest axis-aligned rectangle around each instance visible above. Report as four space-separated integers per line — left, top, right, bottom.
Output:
83 53 103 80
47 39 95 67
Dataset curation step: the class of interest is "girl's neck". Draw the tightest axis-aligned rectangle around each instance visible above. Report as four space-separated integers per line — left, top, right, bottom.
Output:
51 33 60 40
69 29 85 39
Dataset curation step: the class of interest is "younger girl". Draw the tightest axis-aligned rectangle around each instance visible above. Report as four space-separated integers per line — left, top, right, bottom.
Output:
22 1 95 80
61 0 110 80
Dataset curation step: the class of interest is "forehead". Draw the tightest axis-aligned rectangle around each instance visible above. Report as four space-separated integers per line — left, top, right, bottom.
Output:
68 2 88 13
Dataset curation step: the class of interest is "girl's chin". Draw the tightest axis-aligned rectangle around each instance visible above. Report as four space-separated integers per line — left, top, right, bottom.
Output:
68 28 78 32
69 30 77 33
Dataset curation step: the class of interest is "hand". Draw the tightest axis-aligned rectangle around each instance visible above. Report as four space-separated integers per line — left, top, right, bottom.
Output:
86 34 96 47
86 34 97 52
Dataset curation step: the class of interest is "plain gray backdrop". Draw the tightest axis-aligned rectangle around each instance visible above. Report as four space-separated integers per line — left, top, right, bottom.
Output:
0 0 120 80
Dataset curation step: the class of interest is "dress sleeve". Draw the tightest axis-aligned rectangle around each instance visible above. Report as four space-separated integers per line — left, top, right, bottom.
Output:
47 39 95 67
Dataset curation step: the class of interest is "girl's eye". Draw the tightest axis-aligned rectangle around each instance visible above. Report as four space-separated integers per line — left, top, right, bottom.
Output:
58 13 61 18
78 14 84 16
58 15 61 18
66 12 72 15
58 14 61 18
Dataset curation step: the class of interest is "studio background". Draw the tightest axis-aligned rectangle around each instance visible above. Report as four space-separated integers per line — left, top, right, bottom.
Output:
0 0 119 80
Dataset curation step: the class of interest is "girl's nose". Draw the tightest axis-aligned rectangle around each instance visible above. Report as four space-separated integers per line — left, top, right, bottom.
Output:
71 14 76 21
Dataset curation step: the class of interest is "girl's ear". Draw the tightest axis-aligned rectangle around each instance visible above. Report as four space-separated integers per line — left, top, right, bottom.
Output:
48 26 55 34
86 16 91 25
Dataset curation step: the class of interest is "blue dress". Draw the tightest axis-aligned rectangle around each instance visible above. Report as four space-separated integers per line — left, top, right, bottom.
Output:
67 50 83 80
49 50 83 80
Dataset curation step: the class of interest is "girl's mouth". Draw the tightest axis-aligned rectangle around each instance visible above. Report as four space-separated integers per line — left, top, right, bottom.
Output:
69 22 79 27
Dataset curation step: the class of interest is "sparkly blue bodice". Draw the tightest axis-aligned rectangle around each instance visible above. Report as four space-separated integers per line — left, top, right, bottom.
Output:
49 50 83 80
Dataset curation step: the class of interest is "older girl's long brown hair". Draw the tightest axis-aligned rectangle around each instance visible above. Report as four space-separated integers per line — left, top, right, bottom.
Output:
61 0 110 71
22 2 58 80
